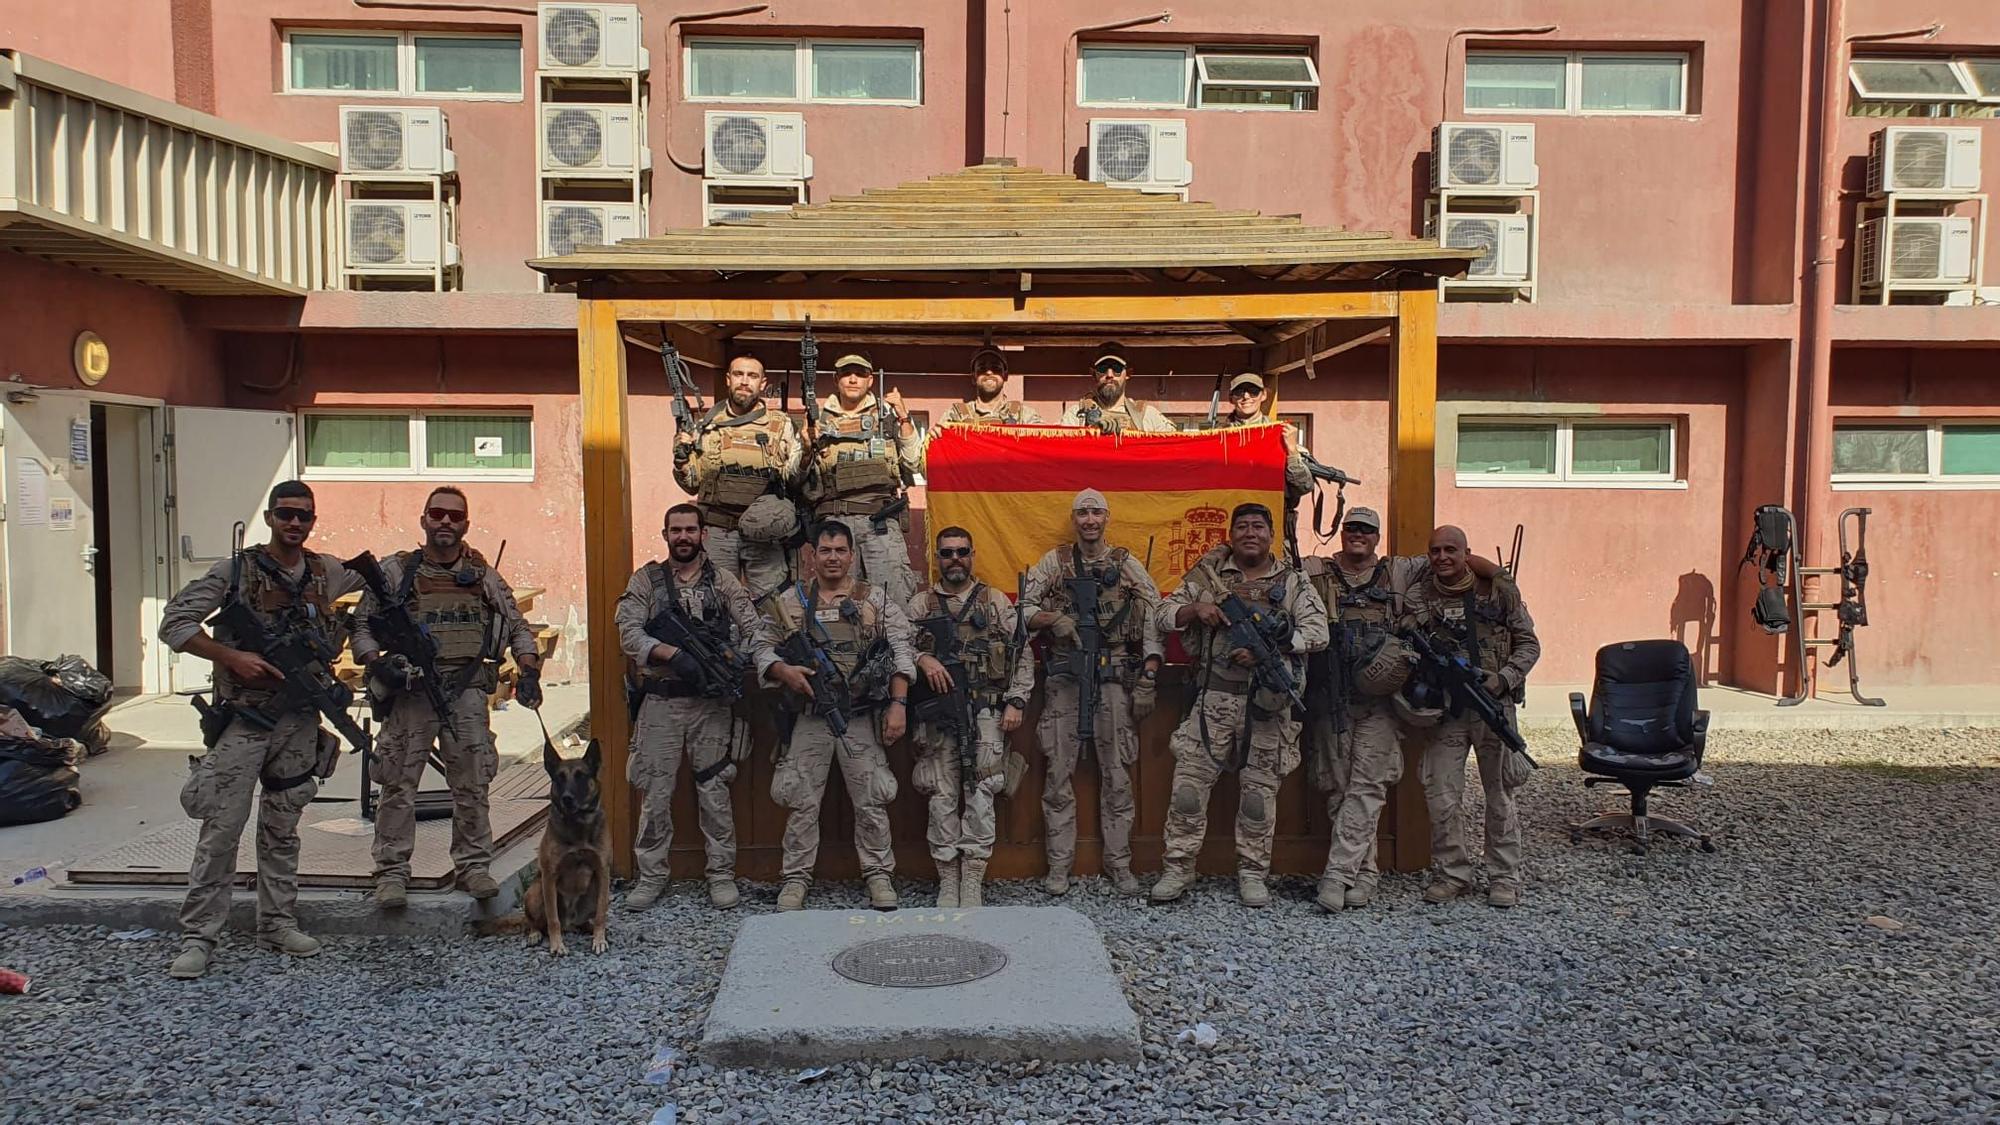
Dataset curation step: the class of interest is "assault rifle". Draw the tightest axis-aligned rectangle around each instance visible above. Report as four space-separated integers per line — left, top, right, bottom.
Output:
1204 372 1226 429
869 494 910 533
1400 627 1537 767
1217 594 1307 716
910 602 980 810
344 550 458 740
199 541 371 756
799 315 822 435
643 598 752 703
1058 571 1111 753
660 324 704 441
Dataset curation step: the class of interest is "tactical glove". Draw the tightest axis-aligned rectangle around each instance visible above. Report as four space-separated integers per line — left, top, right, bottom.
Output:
667 649 705 685
514 667 543 710
1131 677 1158 720
368 655 416 692
1047 615 1079 642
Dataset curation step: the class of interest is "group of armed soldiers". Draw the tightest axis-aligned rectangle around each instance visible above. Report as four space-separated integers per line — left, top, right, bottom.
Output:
633 340 1541 916
157 483 542 979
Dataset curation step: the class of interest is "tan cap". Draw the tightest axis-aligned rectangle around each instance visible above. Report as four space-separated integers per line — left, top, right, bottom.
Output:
1344 507 1382 531
971 347 1007 373
832 353 874 372
1072 488 1109 512
1229 372 1265 392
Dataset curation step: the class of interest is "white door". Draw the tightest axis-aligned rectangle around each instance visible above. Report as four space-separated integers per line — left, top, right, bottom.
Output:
166 407 297 694
1 397 99 659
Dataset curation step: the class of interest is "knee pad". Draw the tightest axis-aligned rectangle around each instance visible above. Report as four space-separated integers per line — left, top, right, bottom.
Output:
1172 784 1203 817
1240 787 1267 826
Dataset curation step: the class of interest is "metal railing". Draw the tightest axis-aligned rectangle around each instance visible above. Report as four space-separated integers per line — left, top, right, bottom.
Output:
0 51 338 294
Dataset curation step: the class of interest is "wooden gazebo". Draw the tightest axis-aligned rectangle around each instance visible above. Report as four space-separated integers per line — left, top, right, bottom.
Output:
533 161 1474 878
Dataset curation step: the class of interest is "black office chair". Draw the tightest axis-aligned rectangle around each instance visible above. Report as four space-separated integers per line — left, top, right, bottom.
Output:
1568 639 1715 855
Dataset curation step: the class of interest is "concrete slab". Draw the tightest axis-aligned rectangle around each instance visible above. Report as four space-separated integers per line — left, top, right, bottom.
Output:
700 905 1141 1067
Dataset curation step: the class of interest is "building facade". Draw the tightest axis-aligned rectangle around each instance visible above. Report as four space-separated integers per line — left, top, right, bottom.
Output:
3 0 1998 696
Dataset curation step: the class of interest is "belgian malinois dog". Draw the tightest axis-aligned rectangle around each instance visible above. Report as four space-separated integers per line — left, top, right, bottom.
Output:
520 738 611 956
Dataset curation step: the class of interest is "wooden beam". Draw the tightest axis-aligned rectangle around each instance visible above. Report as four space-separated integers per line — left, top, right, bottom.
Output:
1266 324 1393 376
608 291 1397 326
1387 285 1438 875
578 298 638 878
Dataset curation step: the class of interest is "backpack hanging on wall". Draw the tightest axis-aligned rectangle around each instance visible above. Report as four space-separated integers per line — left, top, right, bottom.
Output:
1739 505 1797 636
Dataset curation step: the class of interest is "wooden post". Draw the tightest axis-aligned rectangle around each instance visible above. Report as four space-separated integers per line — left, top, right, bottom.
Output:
577 297 637 876
1387 285 1439 873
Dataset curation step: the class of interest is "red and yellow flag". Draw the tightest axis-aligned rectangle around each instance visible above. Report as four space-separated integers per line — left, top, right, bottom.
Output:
923 424 1288 593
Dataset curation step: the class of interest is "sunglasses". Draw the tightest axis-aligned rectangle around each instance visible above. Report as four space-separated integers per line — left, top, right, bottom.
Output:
1094 360 1128 374
1341 523 1378 534
937 547 973 559
425 507 469 523
269 507 316 524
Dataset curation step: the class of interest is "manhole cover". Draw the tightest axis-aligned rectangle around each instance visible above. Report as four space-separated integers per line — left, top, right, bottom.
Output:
831 934 1008 988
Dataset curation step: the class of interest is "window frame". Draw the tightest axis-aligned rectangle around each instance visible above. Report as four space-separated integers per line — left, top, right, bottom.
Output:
282 28 524 101
298 408 536 482
1078 43 1321 112
681 37 924 107
1464 50 1692 117
1454 416 1685 489
1831 419 2000 490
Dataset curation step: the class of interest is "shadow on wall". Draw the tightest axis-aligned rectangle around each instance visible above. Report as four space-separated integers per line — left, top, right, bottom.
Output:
1670 569 1719 685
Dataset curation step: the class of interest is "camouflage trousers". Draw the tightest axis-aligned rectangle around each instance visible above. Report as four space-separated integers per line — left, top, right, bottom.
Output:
1419 715 1526 889
631 694 742 881
1163 691 1301 878
771 710 899 882
177 711 322 948
911 708 1007 863
705 525 791 603
1036 676 1137 875
1312 697 1400 891
823 513 917 609
371 684 498 882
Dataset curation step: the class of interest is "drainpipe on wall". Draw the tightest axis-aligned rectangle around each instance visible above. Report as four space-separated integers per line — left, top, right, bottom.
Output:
1062 11 1173 168
663 5 774 174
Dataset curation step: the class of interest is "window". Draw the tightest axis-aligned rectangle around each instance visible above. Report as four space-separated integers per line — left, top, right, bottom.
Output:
301 411 534 480
1465 52 1689 115
285 30 521 98
684 39 921 105
1455 417 1681 487
1833 421 2000 486
1079 45 1319 111
1849 55 2000 119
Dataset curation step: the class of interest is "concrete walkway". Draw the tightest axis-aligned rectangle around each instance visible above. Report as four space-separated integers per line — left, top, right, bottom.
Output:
1520 681 2000 731
0 683 589 933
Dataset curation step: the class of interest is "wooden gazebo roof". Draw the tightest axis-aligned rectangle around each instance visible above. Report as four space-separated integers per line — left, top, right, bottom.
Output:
530 162 1475 288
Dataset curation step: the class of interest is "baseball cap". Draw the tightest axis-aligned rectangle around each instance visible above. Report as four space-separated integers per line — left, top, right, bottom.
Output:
1344 507 1382 531
1092 342 1128 368
971 347 1007 373
1229 372 1265 393
832 353 874 372
1072 488 1109 512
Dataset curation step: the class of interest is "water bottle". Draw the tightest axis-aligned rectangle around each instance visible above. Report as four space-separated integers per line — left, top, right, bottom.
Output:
11 867 48 886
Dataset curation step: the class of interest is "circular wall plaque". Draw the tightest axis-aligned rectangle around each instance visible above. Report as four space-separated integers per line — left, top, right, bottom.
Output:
72 331 110 386
831 934 1008 989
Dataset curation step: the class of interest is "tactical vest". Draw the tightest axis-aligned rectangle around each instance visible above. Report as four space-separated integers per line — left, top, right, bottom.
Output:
1184 550 1298 694
397 546 494 666
213 548 335 707
632 559 729 685
913 585 1014 695
812 402 900 500
774 581 892 700
1407 576 1512 678
696 405 788 519
1076 398 1155 433
1043 546 1147 658
944 399 1025 425
1322 560 1395 632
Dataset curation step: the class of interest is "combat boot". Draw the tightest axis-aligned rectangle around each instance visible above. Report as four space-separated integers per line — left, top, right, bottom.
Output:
959 859 987 907
1237 873 1271 908
1150 866 1194 904
374 875 407 911
168 944 210 980
1106 865 1142 896
1042 867 1070 896
1424 878 1467 905
1345 880 1376 908
625 875 668 911
776 878 809 912
1315 878 1347 913
1487 883 1520 909
866 874 899 911
935 860 960 909
459 870 500 900
256 930 322 957
707 878 740 910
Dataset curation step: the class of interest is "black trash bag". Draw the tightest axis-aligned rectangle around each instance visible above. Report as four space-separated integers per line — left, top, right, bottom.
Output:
0 706 83 827
0 654 114 742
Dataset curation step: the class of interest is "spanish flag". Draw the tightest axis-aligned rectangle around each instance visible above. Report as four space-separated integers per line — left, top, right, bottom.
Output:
923 424 1288 593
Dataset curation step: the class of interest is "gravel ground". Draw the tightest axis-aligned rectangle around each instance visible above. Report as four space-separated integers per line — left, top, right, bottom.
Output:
4 727 1998 1125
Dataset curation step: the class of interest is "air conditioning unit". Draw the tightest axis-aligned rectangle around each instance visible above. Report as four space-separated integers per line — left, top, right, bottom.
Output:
1087 118 1192 191
339 107 454 176
1431 123 1537 192
704 203 796 226
344 201 457 270
704 112 812 180
540 105 646 173
538 3 646 73
1436 213 1532 282
1858 216 1976 288
542 201 643 257
1868 126 1982 195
